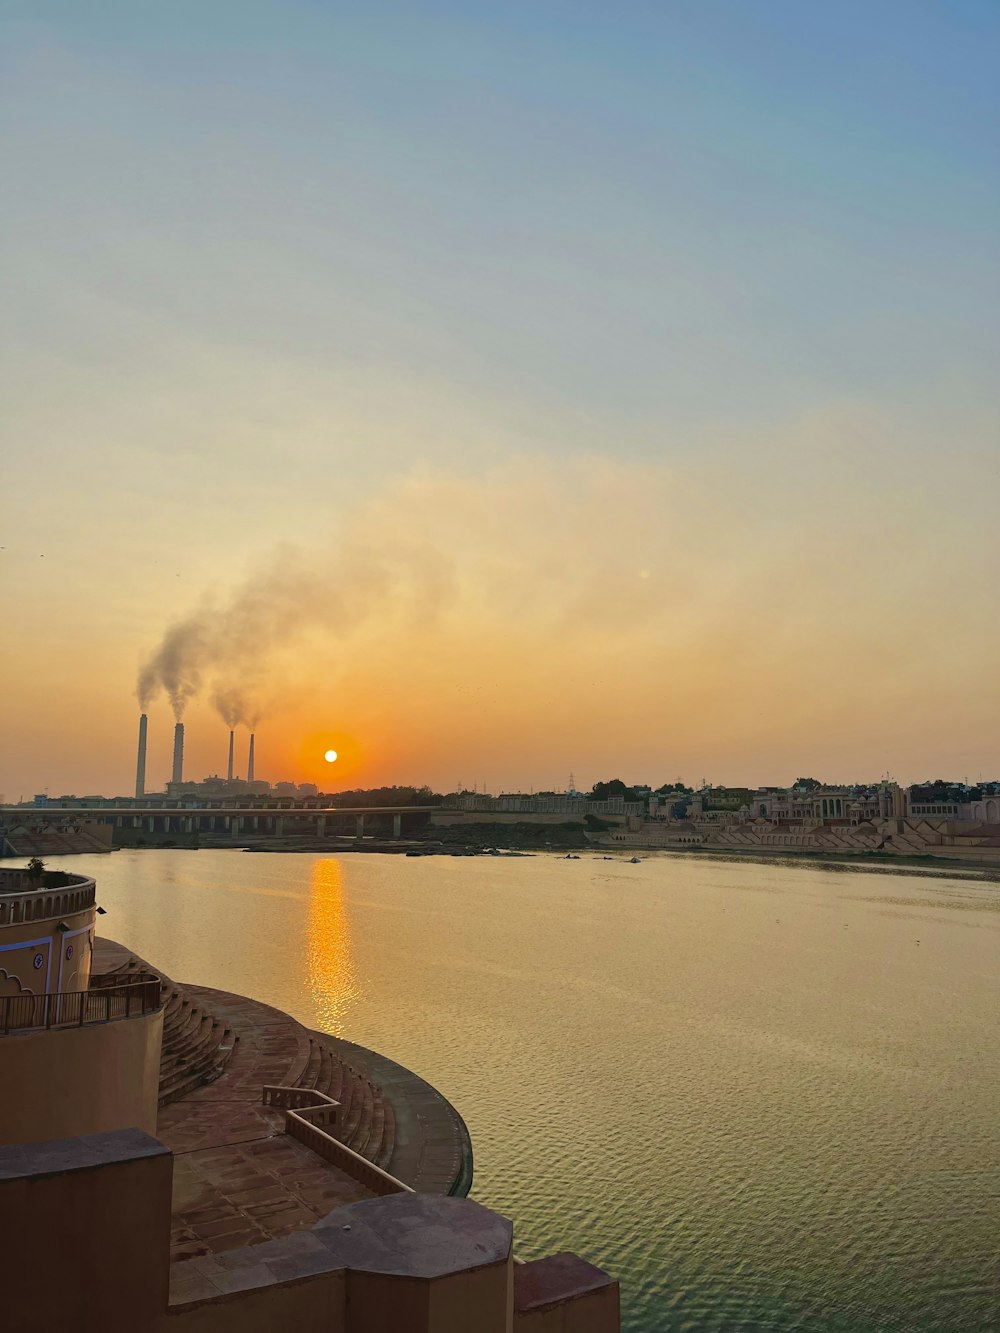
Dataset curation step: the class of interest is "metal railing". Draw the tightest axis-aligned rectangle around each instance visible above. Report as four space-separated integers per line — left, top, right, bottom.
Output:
0 973 161 1035
262 1084 414 1198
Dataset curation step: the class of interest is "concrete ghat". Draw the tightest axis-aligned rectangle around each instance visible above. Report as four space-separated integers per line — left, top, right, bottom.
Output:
170 1193 511 1303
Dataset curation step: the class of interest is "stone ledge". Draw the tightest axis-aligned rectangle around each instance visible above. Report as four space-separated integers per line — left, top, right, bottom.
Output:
0 1127 168 1181
171 1193 512 1307
514 1252 619 1313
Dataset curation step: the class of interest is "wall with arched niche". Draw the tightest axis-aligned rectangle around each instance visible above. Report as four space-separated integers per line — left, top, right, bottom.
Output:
0 903 95 995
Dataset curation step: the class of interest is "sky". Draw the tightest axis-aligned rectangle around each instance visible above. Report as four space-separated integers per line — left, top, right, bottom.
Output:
1 0 998 798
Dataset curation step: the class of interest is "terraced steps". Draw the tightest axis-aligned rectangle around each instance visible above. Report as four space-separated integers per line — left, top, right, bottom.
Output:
157 982 237 1108
293 1035 396 1173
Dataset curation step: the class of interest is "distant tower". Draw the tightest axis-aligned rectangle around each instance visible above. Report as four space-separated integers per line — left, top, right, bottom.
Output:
171 722 184 785
135 714 148 798
247 733 255 784
227 730 235 782
568 772 577 795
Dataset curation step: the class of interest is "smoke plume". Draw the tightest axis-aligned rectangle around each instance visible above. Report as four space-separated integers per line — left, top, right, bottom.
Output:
135 447 984 775
137 529 456 723
211 684 256 730
137 615 211 718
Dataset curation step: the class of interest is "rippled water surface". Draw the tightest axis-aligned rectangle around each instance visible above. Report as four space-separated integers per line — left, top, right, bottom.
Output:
46 850 1000 1330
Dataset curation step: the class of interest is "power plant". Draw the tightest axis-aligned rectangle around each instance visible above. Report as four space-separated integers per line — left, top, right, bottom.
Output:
135 713 148 798
125 717 313 798
171 723 185 785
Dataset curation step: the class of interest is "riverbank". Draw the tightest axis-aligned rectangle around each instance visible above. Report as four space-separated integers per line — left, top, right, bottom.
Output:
84 836 1000 878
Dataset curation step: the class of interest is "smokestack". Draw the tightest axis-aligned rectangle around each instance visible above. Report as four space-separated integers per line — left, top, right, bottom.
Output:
172 722 184 785
227 730 235 782
135 714 148 798
247 733 255 784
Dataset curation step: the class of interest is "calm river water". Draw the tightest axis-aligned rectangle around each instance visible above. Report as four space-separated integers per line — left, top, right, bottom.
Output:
34 849 1000 1331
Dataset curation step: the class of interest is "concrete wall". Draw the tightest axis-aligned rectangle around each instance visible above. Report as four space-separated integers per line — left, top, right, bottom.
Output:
348 1263 513 1333
163 1273 348 1333
0 906 95 996
515 1254 620 1331
0 1129 172 1333
0 1007 162 1143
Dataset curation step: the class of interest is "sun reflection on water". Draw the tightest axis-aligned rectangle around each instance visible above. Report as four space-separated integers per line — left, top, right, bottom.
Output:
306 857 360 1032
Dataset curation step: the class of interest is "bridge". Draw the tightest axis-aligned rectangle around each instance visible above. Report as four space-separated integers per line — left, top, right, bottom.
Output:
0 805 441 842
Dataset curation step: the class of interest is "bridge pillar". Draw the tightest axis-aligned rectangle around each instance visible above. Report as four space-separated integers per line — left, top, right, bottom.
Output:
147 816 155 833
392 814 402 839
355 814 365 839
316 815 326 838
274 816 285 836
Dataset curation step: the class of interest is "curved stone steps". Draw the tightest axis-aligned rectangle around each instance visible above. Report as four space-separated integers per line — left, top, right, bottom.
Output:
157 983 238 1107
163 1006 208 1050
375 1099 396 1171
160 1017 229 1071
290 1037 393 1169
362 1090 386 1162
297 1037 322 1090
160 1021 231 1079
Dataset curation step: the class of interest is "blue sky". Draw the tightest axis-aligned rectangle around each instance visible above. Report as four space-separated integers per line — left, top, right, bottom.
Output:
6 0 998 428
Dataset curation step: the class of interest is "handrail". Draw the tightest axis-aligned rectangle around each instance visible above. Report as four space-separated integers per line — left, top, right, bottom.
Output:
0 976 162 1036
262 1084 414 1198
89 969 160 990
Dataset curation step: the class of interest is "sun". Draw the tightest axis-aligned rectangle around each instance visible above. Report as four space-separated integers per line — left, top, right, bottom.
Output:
324 749 338 763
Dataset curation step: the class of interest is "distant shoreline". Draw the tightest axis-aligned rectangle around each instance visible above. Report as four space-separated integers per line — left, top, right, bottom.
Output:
81 836 1000 880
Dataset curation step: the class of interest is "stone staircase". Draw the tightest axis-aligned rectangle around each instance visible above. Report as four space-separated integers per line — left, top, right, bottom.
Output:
158 984 237 1107
3 828 110 856
294 1034 396 1172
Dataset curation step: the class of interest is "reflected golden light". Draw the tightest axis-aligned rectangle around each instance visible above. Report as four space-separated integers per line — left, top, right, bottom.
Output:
306 857 360 1034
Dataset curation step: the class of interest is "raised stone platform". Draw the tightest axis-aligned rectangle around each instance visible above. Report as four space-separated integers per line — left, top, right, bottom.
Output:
169 1192 512 1309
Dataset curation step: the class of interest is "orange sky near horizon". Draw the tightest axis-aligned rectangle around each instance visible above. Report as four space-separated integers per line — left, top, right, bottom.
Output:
2 445 997 799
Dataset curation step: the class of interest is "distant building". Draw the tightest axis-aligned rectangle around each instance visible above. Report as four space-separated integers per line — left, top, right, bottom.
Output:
166 776 271 799
272 781 318 797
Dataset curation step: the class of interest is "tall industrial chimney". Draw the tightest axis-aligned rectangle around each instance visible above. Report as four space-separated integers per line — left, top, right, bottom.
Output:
135 713 148 798
227 730 235 782
172 722 184 785
247 733 255 784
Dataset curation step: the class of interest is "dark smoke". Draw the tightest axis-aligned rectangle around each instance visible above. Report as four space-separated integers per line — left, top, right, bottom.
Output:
137 615 211 719
211 684 254 729
136 538 454 723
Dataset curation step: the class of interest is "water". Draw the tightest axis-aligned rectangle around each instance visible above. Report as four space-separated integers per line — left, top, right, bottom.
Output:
30 849 1000 1331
